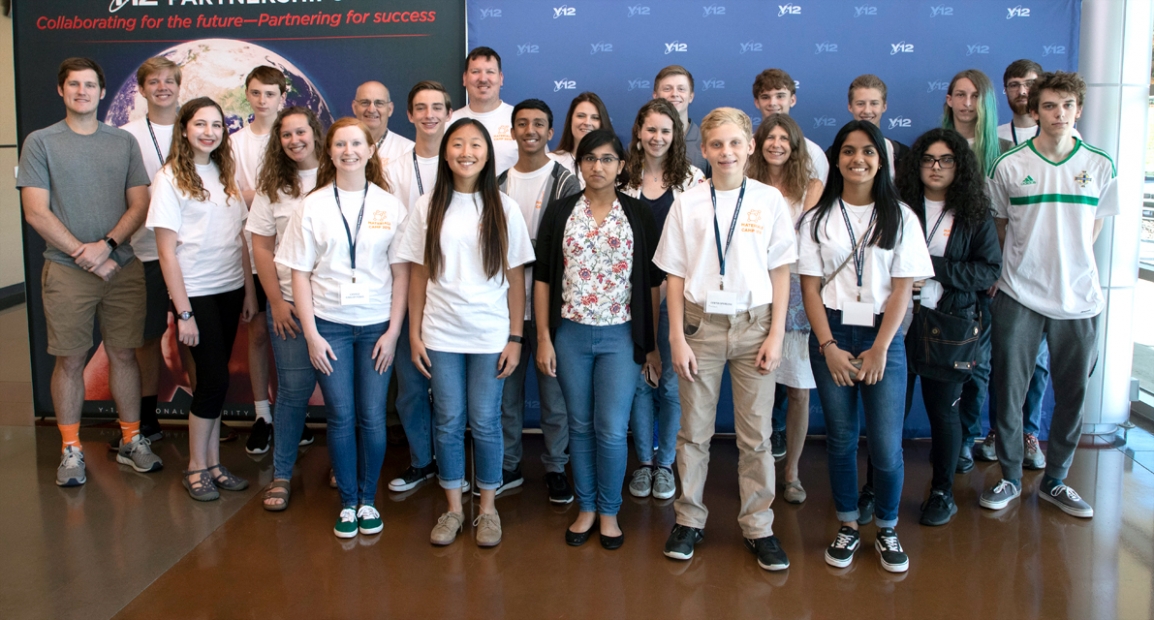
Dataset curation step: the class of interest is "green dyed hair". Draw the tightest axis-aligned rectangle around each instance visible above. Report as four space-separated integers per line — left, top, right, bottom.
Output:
941 69 1001 176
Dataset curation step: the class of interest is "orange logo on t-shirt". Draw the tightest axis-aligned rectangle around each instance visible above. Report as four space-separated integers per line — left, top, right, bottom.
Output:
494 125 514 141
741 209 764 234
367 209 392 231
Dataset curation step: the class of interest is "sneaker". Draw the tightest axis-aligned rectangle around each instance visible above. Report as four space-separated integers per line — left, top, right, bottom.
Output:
745 535 790 571
116 435 163 473
663 524 704 560
824 525 860 568
975 430 997 462
430 511 465 545
979 479 1022 510
652 467 677 500
334 507 358 538
919 490 958 526
474 467 523 497
1024 433 1046 470
357 504 383 535
545 472 574 504
782 480 807 504
299 425 315 446
1040 482 1094 518
770 430 786 462
955 449 975 474
56 446 86 487
245 418 272 455
874 527 909 573
388 462 436 492
107 426 164 451
629 466 653 497
474 513 503 547
857 485 875 525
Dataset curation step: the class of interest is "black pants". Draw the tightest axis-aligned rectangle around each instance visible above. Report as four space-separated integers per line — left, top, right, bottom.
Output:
186 287 244 420
866 373 963 496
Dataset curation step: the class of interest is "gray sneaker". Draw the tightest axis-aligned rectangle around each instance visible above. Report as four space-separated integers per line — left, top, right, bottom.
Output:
975 430 997 462
979 479 1021 510
1024 433 1046 470
652 467 676 500
628 466 653 497
1041 482 1094 518
56 446 86 487
116 435 163 473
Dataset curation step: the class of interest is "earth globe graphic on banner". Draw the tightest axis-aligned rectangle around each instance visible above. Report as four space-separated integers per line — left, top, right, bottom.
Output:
106 38 334 133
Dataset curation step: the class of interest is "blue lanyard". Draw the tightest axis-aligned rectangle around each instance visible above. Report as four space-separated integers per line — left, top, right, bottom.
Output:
711 179 746 291
412 150 426 197
145 117 165 165
1010 124 1040 145
838 199 876 295
333 182 369 282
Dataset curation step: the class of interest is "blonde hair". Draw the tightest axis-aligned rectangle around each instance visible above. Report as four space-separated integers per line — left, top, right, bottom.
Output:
136 57 181 88
700 107 753 142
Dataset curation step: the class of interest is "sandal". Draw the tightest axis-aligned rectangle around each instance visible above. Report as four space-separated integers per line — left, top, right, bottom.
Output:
183 469 220 502
208 464 250 492
262 479 291 512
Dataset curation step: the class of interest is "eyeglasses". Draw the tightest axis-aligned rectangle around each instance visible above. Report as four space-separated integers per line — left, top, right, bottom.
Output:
920 155 956 169
355 99 390 109
581 155 621 166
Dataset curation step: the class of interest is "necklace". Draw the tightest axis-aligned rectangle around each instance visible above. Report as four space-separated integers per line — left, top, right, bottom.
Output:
643 166 663 186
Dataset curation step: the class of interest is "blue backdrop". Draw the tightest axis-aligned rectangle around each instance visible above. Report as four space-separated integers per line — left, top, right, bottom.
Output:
468 0 1078 437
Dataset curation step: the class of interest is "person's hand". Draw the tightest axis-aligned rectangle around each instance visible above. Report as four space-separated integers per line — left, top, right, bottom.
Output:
856 346 888 385
177 316 200 347
372 330 400 374
987 282 999 298
306 332 336 375
92 258 121 282
824 344 858 387
755 331 784 375
269 300 300 340
912 279 925 292
497 341 521 379
671 337 698 382
643 349 662 383
411 337 432 379
71 240 112 271
536 337 557 377
240 291 258 323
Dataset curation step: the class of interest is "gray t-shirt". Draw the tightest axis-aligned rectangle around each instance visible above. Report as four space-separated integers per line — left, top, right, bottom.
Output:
684 120 711 178
16 120 150 268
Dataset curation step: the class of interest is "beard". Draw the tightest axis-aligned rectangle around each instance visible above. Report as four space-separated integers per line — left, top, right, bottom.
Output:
1009 96 1030 116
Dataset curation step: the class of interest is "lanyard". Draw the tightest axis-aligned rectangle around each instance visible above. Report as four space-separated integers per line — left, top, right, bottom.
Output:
924 204 950 242
710 179 746 290
412 150 426 197
1010 123 1040 146
145 117 165 165
838 199 876 298
333 182 369 282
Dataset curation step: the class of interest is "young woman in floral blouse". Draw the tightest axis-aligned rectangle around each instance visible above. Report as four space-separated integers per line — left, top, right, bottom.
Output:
533 129 663 550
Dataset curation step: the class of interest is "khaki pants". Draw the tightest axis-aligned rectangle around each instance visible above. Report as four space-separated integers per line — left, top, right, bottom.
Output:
674 301 777 539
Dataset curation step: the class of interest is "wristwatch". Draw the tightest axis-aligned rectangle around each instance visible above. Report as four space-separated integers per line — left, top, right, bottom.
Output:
508 335 524 344
177 310 195 321
103 236 118 250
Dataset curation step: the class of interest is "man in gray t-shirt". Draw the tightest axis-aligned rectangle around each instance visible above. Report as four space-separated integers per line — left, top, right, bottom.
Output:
17 58 160 487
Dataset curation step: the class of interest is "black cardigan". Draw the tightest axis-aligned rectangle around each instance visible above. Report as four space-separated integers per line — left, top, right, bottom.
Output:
911 198 1002 320
533 191 663 364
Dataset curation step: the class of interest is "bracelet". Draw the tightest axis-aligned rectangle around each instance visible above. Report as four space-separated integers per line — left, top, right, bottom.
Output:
508 335 524 344
818 339 838 356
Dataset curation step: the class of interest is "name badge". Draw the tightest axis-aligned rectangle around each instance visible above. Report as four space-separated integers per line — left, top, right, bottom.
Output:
705 290 738 315
340 282 371 306
842 300 875 327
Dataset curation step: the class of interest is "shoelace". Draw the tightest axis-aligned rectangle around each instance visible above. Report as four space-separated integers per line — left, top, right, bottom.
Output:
473 514 498 530
672 526 696 542
62 450 85 467
1025 435 1041 451
877 532 902 552
437 513 458 527
1050 485 1082 501
357 505 379 520
992 480 1017 495
832 530 857 549
339 508 357 523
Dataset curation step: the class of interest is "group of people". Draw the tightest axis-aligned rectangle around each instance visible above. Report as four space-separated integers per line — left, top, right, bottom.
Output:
20 46 1116 575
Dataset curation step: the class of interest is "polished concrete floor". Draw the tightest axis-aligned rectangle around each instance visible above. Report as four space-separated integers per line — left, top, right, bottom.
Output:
3 420 1154 620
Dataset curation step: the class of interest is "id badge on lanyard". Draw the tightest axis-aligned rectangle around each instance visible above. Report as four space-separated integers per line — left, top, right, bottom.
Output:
705 180 745 315
340 281 371 306
839 200 876 327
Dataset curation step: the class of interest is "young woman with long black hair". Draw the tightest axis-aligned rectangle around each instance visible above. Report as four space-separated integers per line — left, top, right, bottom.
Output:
798 120 933 573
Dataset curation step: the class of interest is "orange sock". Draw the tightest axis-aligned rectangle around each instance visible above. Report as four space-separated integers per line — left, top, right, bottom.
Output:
59 423 82 453
119 420 141 445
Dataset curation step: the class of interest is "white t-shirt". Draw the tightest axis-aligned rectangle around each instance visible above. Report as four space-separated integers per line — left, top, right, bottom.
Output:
376 130 416 170
146 163 247 297
997 122 1040 147
452 102 518 175
805 137 829 183
120 117 174 262
385 148 439 210
918 198 954 310
989 138 1119 320
506 163 555 320
396 191 536 353
654 179 798 312
276 183 407 326
245 168 318 303
797 201 934 314
231 125 271 275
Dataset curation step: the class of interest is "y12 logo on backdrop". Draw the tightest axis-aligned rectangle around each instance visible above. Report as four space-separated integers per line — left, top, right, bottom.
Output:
813 117 837 129
888 117 912 130
517 44 539 56
815 42 838 54
967 44 990 56
590 42 613 54
890 41 914 55
703 5 726 16
854 5 877 17
665 41 688 54
627 79 651 91
930 5 953 17
740 41 763 54
702 80 725 90
927 81 949 92
478 7 502 19
778 4 801 16
627 6 650 17
553 6 576 18
554 80 577 92
1043 45 1066 56
1007 6 1030 19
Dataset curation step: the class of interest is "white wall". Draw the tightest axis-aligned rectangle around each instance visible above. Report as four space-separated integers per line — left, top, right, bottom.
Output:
0 13 24 291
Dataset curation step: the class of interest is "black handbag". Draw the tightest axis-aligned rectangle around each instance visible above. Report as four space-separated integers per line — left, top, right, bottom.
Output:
905 303 981 383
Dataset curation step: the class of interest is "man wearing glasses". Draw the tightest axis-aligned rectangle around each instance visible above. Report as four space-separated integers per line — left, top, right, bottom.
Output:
353 81 415 169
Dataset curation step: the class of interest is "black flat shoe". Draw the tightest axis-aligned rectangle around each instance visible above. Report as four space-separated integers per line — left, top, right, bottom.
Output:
600 533 624 550
566 525 595 546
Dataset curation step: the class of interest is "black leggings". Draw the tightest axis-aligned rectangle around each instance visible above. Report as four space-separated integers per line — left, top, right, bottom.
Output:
865 373 964 495
186 288 244 420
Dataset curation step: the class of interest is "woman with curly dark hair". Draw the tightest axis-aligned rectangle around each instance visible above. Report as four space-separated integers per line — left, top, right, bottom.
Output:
893 127 1001 526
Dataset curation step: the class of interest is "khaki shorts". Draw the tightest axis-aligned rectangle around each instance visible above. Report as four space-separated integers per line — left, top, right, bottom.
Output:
42 259 146 357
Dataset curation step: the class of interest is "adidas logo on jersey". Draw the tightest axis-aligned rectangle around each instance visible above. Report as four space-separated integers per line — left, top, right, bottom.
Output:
1021 175 1037 186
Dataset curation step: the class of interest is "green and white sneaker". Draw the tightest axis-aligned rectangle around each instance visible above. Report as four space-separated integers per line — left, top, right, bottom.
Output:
334 507 358 538
357 504 384 535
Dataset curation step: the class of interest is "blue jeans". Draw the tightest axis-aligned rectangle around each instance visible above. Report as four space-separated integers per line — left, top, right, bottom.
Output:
810 310 907 528
629 301 679 468
554 320 640 516
395 316 434 468
501 319 569 473
426 349 505 490
314 318 392 507
268 312 317 480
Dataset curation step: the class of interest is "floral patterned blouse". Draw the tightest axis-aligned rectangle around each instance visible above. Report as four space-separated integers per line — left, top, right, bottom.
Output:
561 197 635 325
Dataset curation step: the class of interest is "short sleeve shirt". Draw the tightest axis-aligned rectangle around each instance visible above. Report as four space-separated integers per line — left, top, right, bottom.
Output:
245 168 319 302
561 198 635 325
120 117 174 262
452 102 518 175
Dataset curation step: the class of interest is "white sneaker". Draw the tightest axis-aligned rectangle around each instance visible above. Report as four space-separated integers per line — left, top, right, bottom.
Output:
57 446 86 487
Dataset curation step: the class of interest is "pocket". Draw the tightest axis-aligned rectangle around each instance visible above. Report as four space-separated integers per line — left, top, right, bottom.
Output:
683 308 703 337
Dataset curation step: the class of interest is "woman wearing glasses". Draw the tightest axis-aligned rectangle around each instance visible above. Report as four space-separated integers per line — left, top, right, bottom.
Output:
894 128 1001 526
534 129 662 549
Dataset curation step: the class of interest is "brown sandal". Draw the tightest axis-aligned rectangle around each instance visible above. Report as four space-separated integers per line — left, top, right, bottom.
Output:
262 479 291 511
